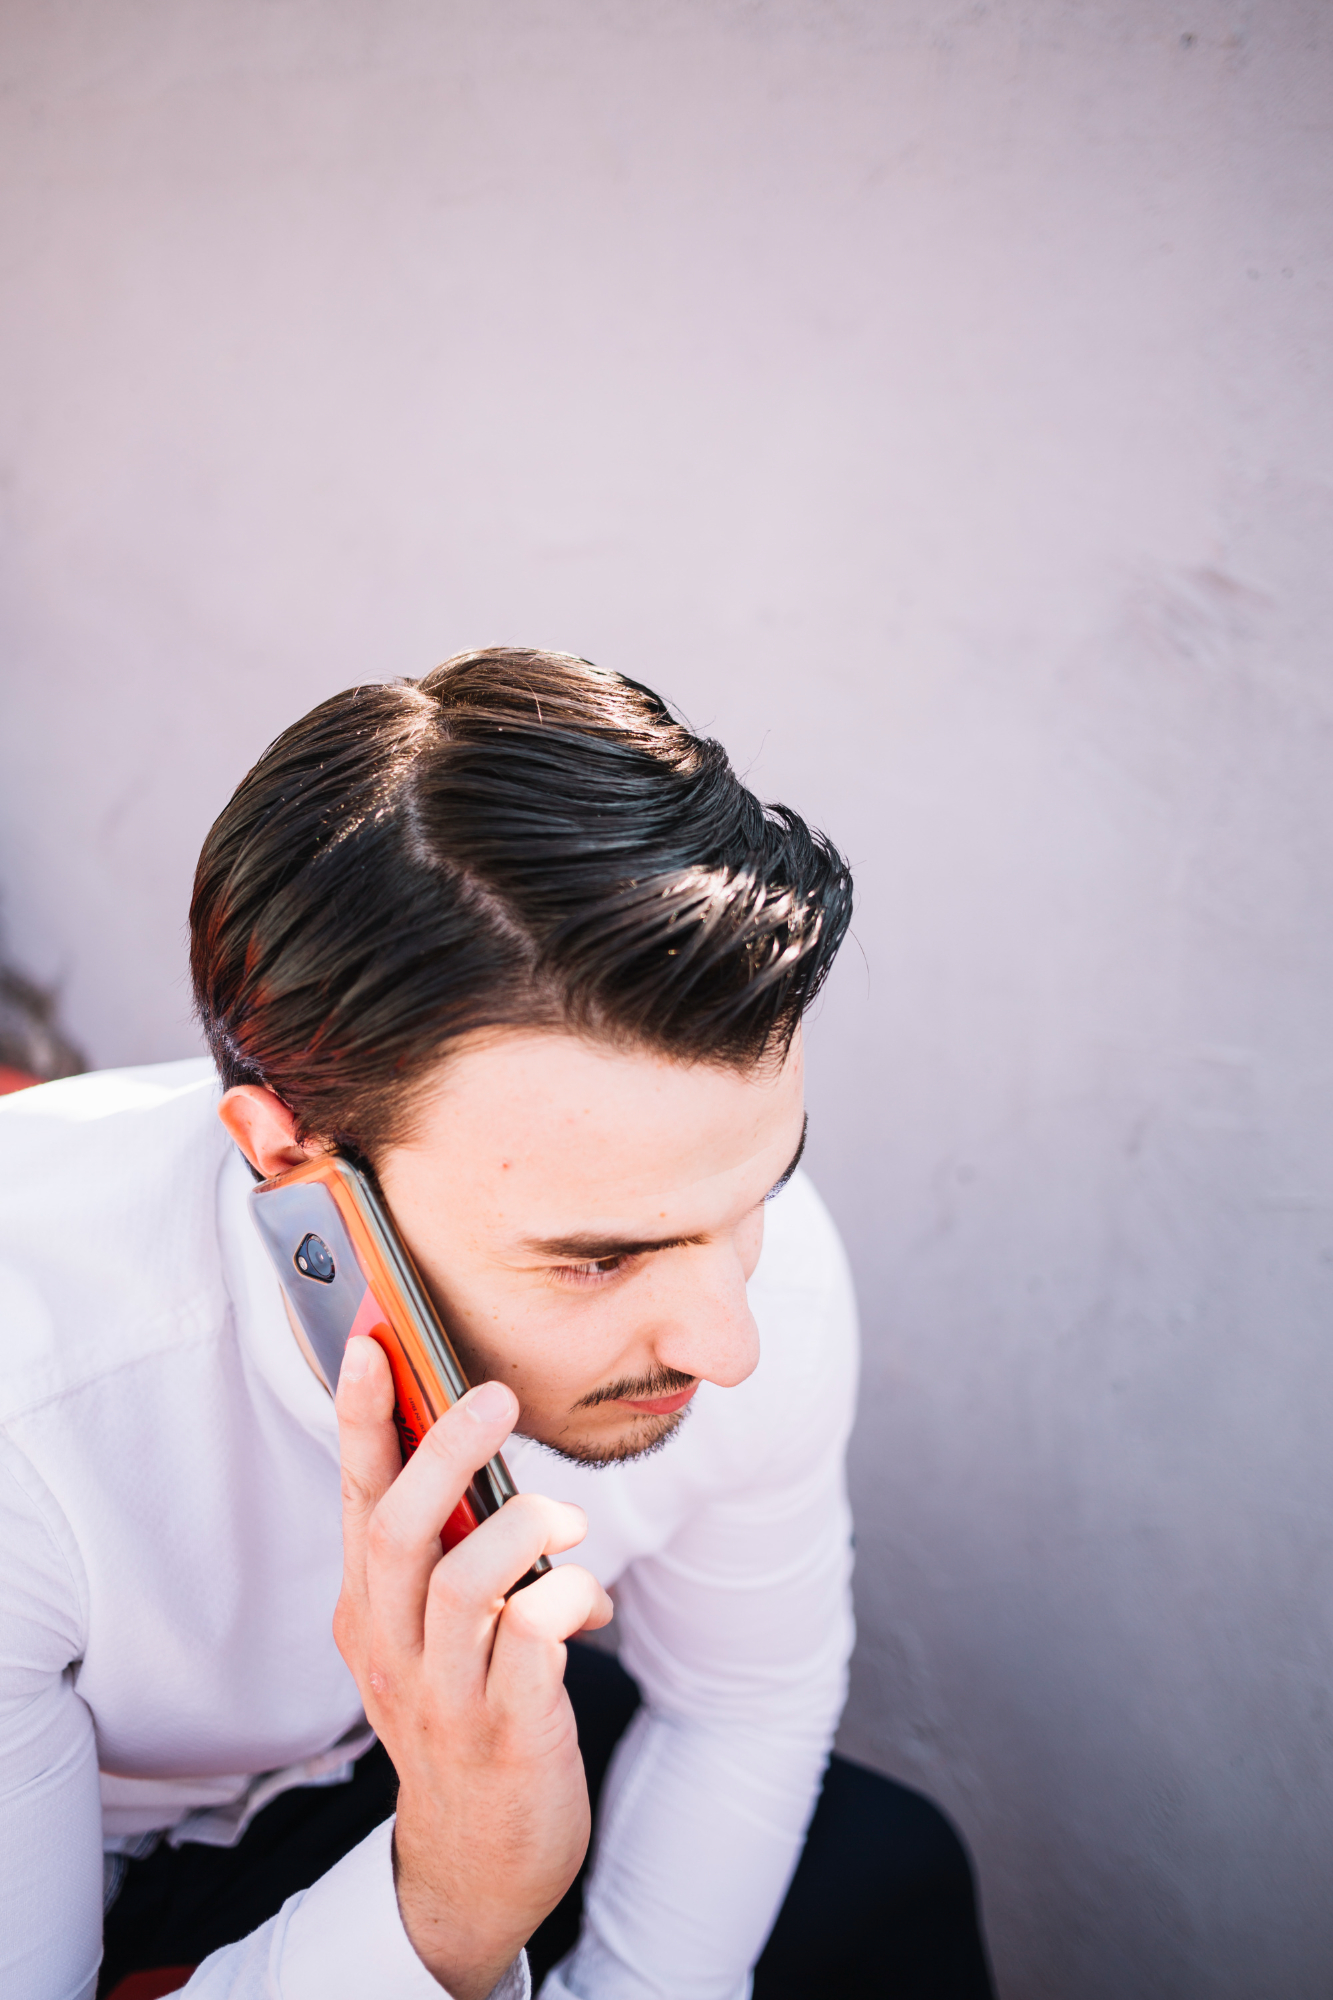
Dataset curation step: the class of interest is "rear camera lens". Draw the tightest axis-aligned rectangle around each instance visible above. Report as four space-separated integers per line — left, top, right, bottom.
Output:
295 1233 335 1283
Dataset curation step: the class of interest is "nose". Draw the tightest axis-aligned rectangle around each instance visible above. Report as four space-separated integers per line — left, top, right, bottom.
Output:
648 1239 761 1390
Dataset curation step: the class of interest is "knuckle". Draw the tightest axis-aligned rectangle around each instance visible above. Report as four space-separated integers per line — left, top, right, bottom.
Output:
426 1558 478 1621
421 1413 469 1473
502 1492 550 1540
365 1510 408 1565
498 1587 547 1641
340 1466 379 1512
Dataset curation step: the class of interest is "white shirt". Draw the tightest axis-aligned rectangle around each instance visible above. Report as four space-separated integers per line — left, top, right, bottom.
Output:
0 1061 857 2000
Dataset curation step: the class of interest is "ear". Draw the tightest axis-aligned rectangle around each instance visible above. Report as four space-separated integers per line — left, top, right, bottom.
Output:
218 1085 321 1179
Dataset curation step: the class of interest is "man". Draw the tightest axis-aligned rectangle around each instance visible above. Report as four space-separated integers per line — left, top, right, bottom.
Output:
0 649 993 1999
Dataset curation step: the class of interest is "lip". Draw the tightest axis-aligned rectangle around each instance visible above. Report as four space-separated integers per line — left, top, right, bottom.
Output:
619 1383 699 1417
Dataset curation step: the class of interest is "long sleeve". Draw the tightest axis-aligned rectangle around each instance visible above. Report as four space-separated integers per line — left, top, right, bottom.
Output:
0 1435 103 2000
176 1823 530 2000
0 1431 525 2000
542 1178 859 2000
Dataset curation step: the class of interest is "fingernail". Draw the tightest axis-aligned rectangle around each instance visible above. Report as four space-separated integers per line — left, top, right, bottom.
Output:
466 1379 515 1424
341 1337 371 1383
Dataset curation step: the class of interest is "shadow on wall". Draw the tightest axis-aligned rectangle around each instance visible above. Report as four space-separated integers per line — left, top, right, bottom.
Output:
0 948 86 1094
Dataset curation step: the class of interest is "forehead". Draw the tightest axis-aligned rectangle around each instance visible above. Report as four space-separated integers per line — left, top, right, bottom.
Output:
395 1029 804 1223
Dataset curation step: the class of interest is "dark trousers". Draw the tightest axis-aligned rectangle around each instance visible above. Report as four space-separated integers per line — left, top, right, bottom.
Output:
100 1644 995 1999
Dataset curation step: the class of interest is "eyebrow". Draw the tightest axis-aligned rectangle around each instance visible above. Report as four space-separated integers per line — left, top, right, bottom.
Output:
522 1114 808 1262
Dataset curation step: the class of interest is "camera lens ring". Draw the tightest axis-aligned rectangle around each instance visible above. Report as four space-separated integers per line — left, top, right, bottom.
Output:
294 1232 336 1284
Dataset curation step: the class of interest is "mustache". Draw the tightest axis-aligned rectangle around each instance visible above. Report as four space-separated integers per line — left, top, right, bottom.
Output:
575 1365 697 1410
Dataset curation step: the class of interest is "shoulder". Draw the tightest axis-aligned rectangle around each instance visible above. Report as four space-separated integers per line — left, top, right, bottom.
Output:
0 1059 230 1421
0 1056 219 1146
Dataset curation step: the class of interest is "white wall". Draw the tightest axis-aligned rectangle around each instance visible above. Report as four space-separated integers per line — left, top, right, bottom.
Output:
3 4 1331 1992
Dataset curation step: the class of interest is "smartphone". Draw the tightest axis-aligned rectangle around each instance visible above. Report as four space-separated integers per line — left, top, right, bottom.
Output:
249 1153 549 1585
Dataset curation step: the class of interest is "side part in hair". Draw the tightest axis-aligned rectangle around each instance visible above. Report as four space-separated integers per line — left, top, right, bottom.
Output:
190 648 852 1156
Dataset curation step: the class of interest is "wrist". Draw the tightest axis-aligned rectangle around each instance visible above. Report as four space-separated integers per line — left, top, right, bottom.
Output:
393 1815 528 2000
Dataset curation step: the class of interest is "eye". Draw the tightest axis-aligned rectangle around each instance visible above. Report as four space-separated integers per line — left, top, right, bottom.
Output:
552 1255 630 1287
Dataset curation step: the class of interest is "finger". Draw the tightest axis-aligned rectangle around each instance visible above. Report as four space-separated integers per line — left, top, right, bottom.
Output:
421 1492 595 1693
363 1379 525 1661
574 1593 616 1638
334 1336 401 1597
488 1565 615 1722
428 1489 591 1610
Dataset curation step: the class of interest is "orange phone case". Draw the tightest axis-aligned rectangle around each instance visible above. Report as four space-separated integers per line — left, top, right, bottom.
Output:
249 1154 546 1574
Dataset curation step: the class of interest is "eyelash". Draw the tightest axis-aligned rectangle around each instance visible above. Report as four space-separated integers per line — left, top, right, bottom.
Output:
550 1193 778 1286
552 1256 631 1287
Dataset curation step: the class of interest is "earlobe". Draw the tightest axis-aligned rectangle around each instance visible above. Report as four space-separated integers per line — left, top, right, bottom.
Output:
217 1085 316 1180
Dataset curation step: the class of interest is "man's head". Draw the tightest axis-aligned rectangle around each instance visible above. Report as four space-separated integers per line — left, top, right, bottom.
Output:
192 648 851 1461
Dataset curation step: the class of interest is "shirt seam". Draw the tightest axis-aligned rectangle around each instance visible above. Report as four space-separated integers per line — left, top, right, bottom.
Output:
0 1296 222 1428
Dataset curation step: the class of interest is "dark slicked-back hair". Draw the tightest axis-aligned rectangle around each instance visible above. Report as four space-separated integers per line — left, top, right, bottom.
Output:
190 647 853 1159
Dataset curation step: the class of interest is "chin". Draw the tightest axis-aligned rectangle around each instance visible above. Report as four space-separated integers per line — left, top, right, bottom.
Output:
526 1404 692 1469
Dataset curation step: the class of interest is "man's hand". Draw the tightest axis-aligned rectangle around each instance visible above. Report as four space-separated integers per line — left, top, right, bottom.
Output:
334 1334 612 2000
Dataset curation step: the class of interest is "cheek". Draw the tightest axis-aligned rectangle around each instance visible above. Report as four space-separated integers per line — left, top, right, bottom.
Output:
462 1291 640 1396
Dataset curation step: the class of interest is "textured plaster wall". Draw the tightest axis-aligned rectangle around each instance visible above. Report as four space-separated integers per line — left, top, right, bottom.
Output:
2 5 1331 1994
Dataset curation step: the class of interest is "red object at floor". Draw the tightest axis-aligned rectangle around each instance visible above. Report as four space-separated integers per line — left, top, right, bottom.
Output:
103 1972 197 2000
